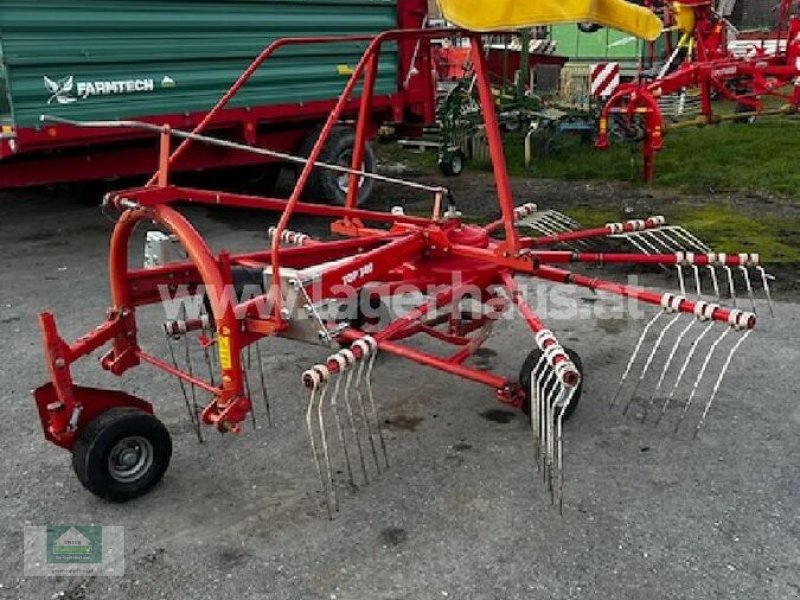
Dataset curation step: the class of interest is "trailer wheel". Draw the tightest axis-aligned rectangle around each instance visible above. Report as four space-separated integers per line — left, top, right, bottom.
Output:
72 408 172 503
733 102 757 124
439 149 465 177
518 347 583 421
301 126 376 206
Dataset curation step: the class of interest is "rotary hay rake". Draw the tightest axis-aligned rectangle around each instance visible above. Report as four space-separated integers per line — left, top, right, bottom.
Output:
34 25 773 517
597 0 800 182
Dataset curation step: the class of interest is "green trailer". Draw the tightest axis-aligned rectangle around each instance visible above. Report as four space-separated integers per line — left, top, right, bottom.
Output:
0 0 434 196
549 23 662 77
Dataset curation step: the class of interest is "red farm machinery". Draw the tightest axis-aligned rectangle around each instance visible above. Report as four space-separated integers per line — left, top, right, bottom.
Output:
0 0 434 202
597 0 800 182
33 0 775 516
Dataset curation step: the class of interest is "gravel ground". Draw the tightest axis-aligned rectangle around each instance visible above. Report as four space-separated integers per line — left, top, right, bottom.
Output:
0 180 798 600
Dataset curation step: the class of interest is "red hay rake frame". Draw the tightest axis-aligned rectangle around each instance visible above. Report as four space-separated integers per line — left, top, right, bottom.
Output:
35 27 768 511
597 0 800 182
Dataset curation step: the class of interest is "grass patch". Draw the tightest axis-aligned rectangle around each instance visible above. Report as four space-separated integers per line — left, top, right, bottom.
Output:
561 204 800 264
501 117 800 196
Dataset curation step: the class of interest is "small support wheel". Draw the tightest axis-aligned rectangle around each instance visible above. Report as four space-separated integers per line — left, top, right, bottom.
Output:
438 149 465 177
72 408 172 502
518 347 583 421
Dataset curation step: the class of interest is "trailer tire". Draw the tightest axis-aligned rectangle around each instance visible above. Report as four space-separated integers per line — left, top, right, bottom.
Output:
300 126 376 206
518 347 583 421
72 408 172 503
439 149 465 177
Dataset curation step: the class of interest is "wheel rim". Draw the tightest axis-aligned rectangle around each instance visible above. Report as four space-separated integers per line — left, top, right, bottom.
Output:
452 155 463 173
336 151 366 194
107 436 154 483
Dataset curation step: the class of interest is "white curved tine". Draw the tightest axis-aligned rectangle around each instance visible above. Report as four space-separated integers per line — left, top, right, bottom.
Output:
610 311 663 409
674 327 731 434
364 344 389 470
739 266 757 314
643 318 696 422
353 353 381 474
691 265 702 297
646 229 682 253
623 313 683 415
694 330 752 438
669 227 712 253
317 373 340 514
531 354 548 471
756 267 775 317
555 388 576 515
676 264 687 296
327 360 355 487
656 322 715 426
723 266 738 307
305 371 334 518
707 265 721 299
343 362 369 486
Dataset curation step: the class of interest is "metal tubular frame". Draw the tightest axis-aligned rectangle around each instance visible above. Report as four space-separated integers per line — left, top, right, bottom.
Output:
597 0 800 182
34 27 759 450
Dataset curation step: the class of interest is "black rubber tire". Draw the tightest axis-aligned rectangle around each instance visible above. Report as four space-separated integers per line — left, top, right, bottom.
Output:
299 126 376 206
438 149 465 177
72 408 172 503
518 347 583 421
578 22 602 33
733 102 757 124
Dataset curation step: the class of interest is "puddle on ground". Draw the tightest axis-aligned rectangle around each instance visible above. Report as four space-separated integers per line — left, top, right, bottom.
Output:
383 414 424 432
480 408 516 424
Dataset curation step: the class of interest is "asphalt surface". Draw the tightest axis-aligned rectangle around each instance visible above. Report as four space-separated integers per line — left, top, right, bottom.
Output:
0 185 798 600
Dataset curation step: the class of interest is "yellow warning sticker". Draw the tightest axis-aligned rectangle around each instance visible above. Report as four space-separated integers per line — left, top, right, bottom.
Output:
337 64 354 76
218 335 232 370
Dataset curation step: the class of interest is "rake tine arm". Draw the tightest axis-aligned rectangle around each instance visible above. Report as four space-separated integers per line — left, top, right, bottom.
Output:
532 251 764 269
533 265 757 329
525 216 668 248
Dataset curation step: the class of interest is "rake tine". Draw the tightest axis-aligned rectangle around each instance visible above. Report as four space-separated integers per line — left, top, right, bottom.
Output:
628 232 662 255
254 341 272 426
555 387 576 515
341 350 369 486
656 321 715 426
180 324 204 442
363 337 389 470
543 371 557 492
316 368 339 515
164 329 203 443
531 354 548 471
623 311 683 416
739 266 757 314
540 211 580 231
674 227 712 253
756 267 775 317
707 265 721 299
674 327 732 434
304 366 334 519
694 329 752 438
352 340 381 474
676 264 687 296
643 317 695 422
242 358 257 429
327 355 355 488
647 229 681 252
610 311 662 409
723 265 738 307
691 265 702 297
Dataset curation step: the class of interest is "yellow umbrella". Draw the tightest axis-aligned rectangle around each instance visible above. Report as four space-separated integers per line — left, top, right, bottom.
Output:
437 0 663 41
